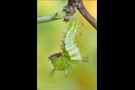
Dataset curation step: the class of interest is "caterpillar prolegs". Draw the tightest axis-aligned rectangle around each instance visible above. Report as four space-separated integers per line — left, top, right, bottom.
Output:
49 19 88 77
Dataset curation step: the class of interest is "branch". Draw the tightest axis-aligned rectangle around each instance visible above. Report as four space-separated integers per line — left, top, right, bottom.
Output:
67 0 97 30
37 11 68 23
77 3 97 30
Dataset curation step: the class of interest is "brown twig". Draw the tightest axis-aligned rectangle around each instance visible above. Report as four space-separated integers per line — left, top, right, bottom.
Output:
77 3 97 30
67 0 97 30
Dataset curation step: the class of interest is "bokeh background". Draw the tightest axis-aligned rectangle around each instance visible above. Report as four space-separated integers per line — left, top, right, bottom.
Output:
37 0 97 90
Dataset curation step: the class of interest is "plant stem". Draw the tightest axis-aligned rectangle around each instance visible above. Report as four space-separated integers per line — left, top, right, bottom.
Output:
77 3 97 30
37 11 68 23
67 0 97 30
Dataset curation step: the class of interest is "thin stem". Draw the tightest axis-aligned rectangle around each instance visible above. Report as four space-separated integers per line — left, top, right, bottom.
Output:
68 0 97 30
37 11 68 23
77 3 97 30
37 14 58 23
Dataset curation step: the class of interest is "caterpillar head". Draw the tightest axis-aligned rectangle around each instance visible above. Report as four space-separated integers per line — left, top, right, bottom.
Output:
48 52 62 60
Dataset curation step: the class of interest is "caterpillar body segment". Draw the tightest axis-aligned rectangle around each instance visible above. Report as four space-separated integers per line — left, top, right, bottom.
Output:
51 55 79 71
64 19 81 61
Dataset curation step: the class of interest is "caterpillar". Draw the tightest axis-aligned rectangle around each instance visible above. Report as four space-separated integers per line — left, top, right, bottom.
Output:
48 19 88 77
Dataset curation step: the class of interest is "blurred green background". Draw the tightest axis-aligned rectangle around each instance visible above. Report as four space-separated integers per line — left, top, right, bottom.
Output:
37 0 97 90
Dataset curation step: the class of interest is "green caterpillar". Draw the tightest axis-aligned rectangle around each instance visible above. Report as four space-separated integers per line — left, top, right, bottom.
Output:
49 19 88 77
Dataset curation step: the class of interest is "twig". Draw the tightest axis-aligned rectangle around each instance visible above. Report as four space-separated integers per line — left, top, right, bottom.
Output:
37 11 68 23
67 0 97 30
77 3 97 30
